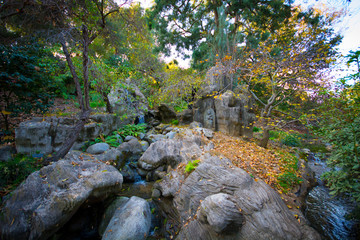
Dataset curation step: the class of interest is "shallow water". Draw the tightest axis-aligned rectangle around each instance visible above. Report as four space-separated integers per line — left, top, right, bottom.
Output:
305 154 359 239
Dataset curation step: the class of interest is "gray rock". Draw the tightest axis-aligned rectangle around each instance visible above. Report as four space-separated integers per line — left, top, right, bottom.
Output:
116 139 143 168
189 121 203 129
99 197 130 236
120 163 140 183
194 127 214 139
102 196 151 240
193 97 216 130
0 151 123 240
177 109 193 125
155 155 320 240
124 135 138 142
164 126 174 133
108 82 148 118
145 134 167 143
86 143 110 154
166 131 177 139
15 121 52 155
154 170 184 197
96 148 122 162
0 145 16 162
157 104 177 123
138 139 202 171
140 141 150 152
15 114 131 155
198 193 244 233
214 90 243 137
138 133 146 140
152 189 161 199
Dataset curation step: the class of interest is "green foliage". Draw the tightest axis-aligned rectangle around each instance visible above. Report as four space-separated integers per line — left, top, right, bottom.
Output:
317 49 360 203
253 126 261 132
185 160 200 174
277 154 302 192
281 134 301 147
0 43 56 130
150 0 293 68
269 130 281 140
0 154 43 193
89 91 106 108
170 119 179 125
117 123 147 138
277 172 303 191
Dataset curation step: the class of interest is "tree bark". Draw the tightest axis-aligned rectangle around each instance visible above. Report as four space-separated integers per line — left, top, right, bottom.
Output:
82 25 90 111
60 38 85 111
259 128 270 148
102 92 113 113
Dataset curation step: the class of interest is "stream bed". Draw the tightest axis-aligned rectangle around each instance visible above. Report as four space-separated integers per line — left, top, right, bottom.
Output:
305 154 359 239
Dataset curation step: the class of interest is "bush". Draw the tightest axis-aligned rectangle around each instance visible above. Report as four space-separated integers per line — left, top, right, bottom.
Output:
277 153 303 192
281 134 301 147
253 126 261 132
0 43 57 130
0 154 43 194
117 123 147 138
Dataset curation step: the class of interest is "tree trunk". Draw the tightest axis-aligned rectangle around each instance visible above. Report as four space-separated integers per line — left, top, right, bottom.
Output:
60 38 85 111
82 25 90 111
259 128 270 148
103 92 113 113
45 110 90 163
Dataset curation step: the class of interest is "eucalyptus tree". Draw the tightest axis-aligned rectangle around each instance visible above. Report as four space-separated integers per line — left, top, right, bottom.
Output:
149 0 294 69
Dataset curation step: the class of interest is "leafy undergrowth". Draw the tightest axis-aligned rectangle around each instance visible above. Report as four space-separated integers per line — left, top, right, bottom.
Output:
210 132 303 194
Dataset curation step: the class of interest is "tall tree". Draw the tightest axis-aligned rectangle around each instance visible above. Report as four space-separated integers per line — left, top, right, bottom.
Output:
232 7 342 147
149 0 293 68
1 0 132 161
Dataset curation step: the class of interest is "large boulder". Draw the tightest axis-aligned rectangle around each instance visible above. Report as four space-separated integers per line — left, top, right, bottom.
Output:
193 90 255 138
193 97 216 131
157 104 177 123
154 154 320 240
177 108 193 125
102 196 151 240
214 90 244 137
15 114 131 155
137 138 202 172
116 139 143 167
0 151 123 240
108 80 148 118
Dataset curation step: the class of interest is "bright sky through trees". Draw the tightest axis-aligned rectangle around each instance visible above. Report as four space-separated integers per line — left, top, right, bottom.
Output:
132 0 359 71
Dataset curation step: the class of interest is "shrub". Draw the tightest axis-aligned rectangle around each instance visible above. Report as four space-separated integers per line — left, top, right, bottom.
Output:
0 154 43 194
281 134 301 147
253 126 261 132
117 123 147 138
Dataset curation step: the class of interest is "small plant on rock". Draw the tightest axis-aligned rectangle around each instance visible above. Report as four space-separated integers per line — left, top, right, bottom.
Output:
185 159 200 173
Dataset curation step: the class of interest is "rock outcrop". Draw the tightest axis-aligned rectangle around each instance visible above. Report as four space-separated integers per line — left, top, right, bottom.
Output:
15 114 130 155
193 90 255 138
0 151 123 240
154 154 321 240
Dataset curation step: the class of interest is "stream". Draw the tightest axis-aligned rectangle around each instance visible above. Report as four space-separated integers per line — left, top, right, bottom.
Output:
305 154 359 239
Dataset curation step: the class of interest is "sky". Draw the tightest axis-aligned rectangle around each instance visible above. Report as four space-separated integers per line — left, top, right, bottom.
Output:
132 0 360 74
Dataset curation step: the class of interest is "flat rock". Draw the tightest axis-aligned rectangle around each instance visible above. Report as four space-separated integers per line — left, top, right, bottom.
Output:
86 143 110 154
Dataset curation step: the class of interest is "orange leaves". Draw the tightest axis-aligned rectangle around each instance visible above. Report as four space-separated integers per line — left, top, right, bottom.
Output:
210 132 299 191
